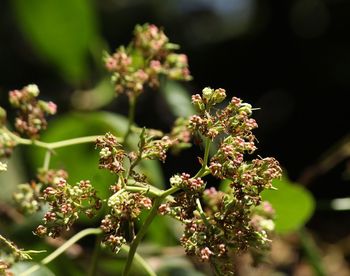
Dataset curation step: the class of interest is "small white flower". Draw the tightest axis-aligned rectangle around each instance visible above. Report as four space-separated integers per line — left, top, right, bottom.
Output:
170 175 182 186
0 162 7 172
100 147 112 158
26 84 40 97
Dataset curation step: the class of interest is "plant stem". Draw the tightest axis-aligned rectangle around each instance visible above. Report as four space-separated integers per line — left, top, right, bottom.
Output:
196 198 210 228
123 96 136 144
19 228 102 276
0 234 19 254
299 228 326 276
194 137 211 178
4 127 107 150
122 185 179 276
43 150 51 170
122 197 161 276
88 234 103 276
120 245 156 276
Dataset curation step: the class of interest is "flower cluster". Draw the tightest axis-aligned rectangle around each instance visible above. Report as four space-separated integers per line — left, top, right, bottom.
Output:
35 178 101 238
8 84 57 139
105 23 191 97
170 173 205 193
13 169 68 215
101 190 152 253
177 187 276 274
156 87 282 274
96 132 126 174
137 129 174 162
189 88 257 142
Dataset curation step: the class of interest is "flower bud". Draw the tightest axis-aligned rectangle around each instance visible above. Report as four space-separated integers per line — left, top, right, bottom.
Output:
25 84 40 97
202 87 214 102
212 88 226 104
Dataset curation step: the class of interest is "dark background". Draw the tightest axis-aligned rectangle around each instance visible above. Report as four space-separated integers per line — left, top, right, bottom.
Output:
1 0 350 243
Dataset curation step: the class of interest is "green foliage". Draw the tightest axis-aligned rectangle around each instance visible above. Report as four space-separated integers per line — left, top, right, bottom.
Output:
161 79 194 117
30 112 165 199
262 177 315 234
12 0 100 82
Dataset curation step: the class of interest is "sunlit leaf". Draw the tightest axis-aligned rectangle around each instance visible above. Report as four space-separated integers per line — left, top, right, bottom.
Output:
12 0 100 82
262 177 315 234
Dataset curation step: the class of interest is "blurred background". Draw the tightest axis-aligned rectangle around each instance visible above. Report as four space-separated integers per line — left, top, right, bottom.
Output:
1 0 350 275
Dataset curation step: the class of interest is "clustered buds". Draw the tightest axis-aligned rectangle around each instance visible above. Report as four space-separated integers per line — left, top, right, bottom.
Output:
157 87 282 273
13 169 69 215
189 88 257 142
0 132 17 158
105 23 191 97
139 130 174 162
170 173 205 193
13 168 101 238
35 178 101 238
101 190 152 253
8 84 57 139
1 84 56 160
96 133 126 174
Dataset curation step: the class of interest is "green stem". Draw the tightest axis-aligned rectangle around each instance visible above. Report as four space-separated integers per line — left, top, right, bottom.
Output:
88 234 103 276
43 150 51 170
122 197 161 276
120 245 156 276
19 228 102 276
123 96 136 144
0 234 19 254
122 186 179 276
194 137 211 178
196 198 211 229
4 127 107 150
299 228 326 276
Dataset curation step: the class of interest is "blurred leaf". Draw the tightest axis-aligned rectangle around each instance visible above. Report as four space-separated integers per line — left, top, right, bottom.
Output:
12 0 100 82
161 79 194 117
11 262 55 276
71 79 115 111
99 258 147 276
156 256 206 276
0 148 27 202
262 177 315 234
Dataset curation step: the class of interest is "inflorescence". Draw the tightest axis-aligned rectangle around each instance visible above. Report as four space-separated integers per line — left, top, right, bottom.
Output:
0 23 282 276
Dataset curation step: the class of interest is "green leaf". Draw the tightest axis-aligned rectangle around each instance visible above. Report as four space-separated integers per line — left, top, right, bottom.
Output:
71 79 116 111
12 0 100 82
262 177 315 234
161 79 194 117
29 112 122 201
11 262 55 276
29 111 164 200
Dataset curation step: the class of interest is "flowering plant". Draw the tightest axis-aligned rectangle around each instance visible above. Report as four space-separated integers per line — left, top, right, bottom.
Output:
0 24 281 276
